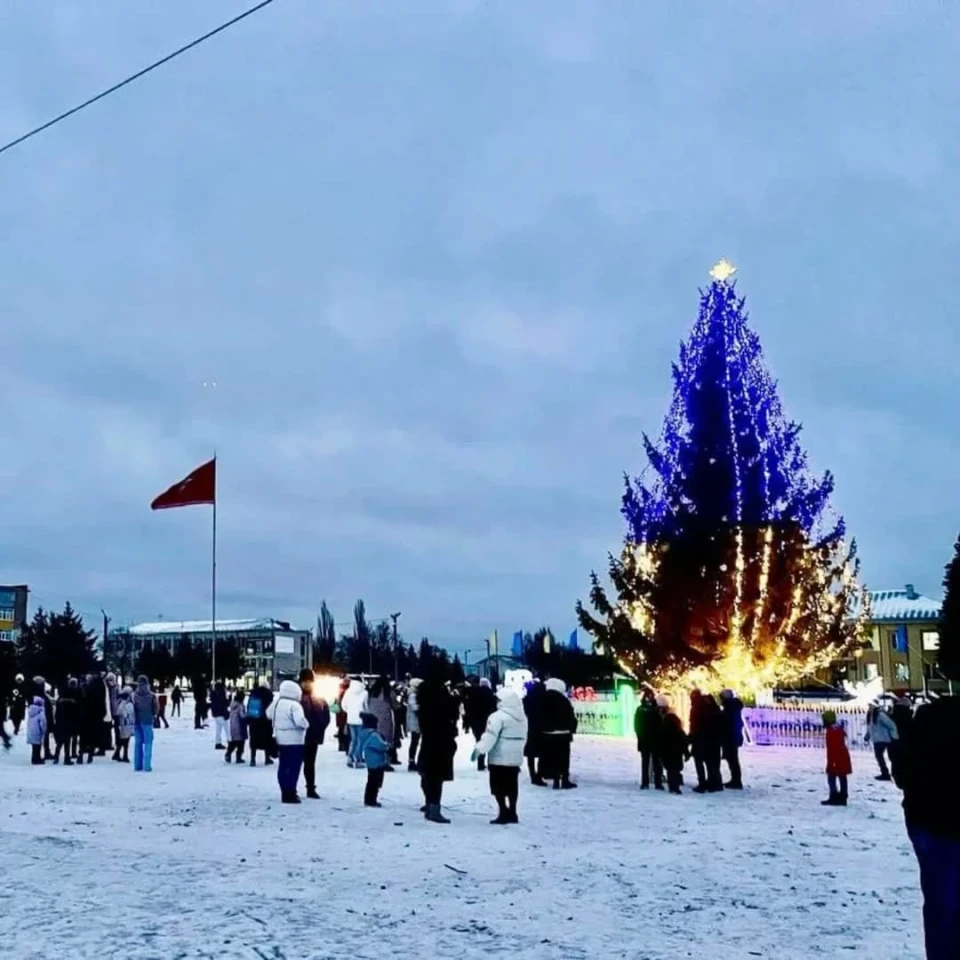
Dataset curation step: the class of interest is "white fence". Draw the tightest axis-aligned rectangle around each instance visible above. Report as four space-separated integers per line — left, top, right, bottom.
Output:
743 706 870 750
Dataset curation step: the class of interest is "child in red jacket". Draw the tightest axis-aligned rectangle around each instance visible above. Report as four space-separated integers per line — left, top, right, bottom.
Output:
822 709 852 806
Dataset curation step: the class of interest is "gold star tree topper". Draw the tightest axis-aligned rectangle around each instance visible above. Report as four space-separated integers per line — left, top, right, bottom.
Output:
709 258 737 282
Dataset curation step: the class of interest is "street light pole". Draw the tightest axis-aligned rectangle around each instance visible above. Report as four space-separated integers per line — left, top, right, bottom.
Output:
390 612 401 681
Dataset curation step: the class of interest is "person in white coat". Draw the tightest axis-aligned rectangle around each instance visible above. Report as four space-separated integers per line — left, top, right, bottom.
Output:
266 680 309 804
472 689 529 825
341 679 368 768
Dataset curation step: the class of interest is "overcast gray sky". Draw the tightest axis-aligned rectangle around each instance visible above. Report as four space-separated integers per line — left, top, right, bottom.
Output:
1 1 958 656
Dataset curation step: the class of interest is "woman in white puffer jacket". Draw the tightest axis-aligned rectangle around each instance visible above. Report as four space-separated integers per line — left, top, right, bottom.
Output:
266 680 309 804
341 679 368 768
472 689 529 825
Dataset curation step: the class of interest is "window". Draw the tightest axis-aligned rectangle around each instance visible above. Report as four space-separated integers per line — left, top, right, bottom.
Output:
0 607 14 622
895 663 910 683
864 663 879 681
0 630 11 642
922 631 940 651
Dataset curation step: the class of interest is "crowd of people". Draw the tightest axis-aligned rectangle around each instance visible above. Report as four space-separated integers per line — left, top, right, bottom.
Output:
0 672 165 771
632 688 745 794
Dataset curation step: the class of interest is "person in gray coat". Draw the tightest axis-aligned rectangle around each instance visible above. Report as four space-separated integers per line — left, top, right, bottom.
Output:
366 676 396 770
865 703 899 781
113 688 135 763
132 676 158 772
226 689 248 763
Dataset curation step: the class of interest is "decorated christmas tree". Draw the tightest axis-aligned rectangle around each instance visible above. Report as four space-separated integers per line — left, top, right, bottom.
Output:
577 260 867 694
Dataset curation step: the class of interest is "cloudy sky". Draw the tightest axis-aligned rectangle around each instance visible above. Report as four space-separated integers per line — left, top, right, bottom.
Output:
1 0 958 656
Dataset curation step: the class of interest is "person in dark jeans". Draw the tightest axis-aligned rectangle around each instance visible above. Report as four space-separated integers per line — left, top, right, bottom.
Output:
192 677 208 731
719 689 745 789
895 694 960 960
170 685 183 718
298 669 331 800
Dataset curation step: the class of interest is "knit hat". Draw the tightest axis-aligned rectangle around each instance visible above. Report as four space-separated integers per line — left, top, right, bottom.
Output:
821 709 837 725
479 677 492 689
360 711 379 729
655 694 669 708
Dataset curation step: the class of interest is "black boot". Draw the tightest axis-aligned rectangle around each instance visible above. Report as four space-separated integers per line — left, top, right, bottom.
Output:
560 777 578 790
490 796 509 825
281 791 301 804
425 803 450 824
306 787 320 800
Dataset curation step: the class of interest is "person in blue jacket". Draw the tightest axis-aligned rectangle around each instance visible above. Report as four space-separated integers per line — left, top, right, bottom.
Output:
359 711 391 808
299 669 331 800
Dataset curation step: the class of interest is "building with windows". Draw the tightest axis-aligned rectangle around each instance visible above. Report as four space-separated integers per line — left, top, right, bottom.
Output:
840 585 944 693
0 584 29 643
105 618 311 689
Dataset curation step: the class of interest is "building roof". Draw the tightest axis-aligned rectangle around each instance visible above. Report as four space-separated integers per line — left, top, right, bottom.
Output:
124 618 302 636
861 586 941 623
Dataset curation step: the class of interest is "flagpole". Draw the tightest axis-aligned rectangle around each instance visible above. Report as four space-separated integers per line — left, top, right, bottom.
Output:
211 453 217 685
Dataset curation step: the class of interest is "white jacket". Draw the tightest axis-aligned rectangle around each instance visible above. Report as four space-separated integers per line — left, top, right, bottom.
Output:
266 680 308 746
475 690 528 768
341 679 368 725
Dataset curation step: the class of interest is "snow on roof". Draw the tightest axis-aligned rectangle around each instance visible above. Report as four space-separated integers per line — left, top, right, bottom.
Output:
860 586 941 623
125 618 302 636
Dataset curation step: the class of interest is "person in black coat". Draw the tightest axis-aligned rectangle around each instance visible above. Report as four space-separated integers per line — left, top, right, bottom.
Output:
660 706 689 795
464 678 498 771
416 667 459 823
719 689 745 789
78 676 101 763
247 684 274 767
538 678 578 790
634 690 664 789
192 676 209 731
523 680 546 786
894 694 960 959
53 679 80 765
689 690 723 793
299 669 331 800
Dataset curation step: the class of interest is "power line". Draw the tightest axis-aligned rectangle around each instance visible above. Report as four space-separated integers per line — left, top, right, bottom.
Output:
0 0 280 158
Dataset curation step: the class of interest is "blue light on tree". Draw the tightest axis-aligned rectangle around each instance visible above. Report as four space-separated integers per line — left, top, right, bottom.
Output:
577 260 867 693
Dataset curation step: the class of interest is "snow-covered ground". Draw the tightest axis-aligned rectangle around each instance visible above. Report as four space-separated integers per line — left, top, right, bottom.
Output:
0 713 922 960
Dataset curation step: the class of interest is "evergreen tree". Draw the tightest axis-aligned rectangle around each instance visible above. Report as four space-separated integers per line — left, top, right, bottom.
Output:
16 604 97 689
136 645 177 687
577 262 867 692
314 600 337 668
938 533 960 681
213 638 246 682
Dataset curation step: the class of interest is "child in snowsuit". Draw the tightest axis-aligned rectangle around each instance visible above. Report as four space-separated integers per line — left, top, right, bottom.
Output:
822 709 852 806
359 711 392 807
26 696 47 765
114 688 135 762
226 690 248 763
659 700 689 795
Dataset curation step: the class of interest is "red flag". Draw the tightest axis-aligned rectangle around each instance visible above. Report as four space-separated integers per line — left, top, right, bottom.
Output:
151 458 216 510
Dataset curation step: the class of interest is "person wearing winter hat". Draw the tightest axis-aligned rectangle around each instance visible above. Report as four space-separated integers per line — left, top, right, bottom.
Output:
266 680 309 803
359 711 392 807
539 678 578 790
719 689 745 789
114 687 135 762
132 676 158 772
822 710 852 806
26 694 47 764
634 689 664 790
472 688 529 824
